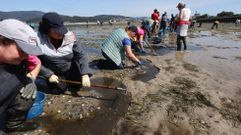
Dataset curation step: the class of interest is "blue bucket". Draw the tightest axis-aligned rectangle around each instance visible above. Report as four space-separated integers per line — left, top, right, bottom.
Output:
26 91 46 120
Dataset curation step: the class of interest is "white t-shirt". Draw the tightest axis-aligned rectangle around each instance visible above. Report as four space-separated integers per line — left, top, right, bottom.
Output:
181 8 191 21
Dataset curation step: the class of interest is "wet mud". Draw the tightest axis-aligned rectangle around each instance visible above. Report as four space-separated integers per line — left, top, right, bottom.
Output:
11 23 241 135
131 60 160 82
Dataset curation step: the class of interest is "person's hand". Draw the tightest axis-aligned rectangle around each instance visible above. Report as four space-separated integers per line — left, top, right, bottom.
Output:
136 61 142 66
134 60 144 69
48 74 59 83
82 75 91 87
141 49 146 54
20 79 37 99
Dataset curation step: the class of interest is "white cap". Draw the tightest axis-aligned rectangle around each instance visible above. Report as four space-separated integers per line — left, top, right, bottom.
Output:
0 19 42 55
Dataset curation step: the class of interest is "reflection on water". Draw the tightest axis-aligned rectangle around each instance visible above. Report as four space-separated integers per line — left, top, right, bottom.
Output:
185 35 241 82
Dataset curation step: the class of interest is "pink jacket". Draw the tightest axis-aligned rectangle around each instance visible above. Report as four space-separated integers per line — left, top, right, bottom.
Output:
27 55 40 71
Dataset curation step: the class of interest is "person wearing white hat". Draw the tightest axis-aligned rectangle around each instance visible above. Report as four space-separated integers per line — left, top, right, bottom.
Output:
0 19 42 133
175 2 192 51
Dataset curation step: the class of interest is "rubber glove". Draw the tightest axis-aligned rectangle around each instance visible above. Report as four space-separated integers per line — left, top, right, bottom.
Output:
82 75 91 87
20 79 37 99
136 61 142 66
48 74 59 83
141 49 146 54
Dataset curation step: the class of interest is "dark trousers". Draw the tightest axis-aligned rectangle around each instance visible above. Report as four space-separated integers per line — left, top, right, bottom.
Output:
98 51 124 70
176 35 187 51
160 21 167 36
131 41 141 52
211 23 218 29
0 68 34 131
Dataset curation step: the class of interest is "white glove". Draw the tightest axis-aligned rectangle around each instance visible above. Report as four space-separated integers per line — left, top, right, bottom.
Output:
82 75 90 87
20 80 37 99
48 74 59 83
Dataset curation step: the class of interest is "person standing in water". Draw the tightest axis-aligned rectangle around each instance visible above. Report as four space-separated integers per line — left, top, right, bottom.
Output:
211 20 219 30
175 2 191 51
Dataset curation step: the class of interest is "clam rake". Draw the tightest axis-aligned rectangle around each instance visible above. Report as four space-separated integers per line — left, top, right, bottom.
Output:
58 79 127 95
58 79 129 109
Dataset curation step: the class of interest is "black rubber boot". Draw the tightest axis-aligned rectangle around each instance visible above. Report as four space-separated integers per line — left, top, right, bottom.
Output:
176 36 182 51
5 121 38 133
183 36 187 50
0 130 7 135
5 94 36 133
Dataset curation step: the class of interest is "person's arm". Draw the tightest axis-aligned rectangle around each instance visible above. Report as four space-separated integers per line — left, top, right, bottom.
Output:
26 56 41 80
39 63 54 78
123 38 141 65
72 41 92 76
21 56 41 99
125 46 140 63
189 15 193 21
73 41 92 87
36 56 59 83
26 60 41 80
139 35 144 50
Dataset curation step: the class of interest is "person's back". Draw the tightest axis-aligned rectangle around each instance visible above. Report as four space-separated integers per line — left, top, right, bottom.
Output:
161 13 168 22
101 28 129 66
235 19 240 26
142 18 153 38
151 12 159 22
182 8 191 21
212 20 219 29
100 26 142 69
170 14 175 22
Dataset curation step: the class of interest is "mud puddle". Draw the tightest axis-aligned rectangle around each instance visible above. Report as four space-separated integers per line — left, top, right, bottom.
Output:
131 60 160 82
36 104 129 135
36 94 130 135
17 78 131 135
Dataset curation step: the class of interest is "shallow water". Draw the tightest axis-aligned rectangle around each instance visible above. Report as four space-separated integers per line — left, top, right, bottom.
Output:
157 33 241 85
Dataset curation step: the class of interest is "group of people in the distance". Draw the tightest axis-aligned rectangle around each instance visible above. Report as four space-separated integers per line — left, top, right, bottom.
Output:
150 2 192 51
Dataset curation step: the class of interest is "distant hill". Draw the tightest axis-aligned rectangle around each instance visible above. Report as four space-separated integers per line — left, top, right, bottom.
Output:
0 11 45 21
0 11 131 22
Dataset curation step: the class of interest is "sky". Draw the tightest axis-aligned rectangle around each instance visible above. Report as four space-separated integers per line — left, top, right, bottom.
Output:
1 0 240 17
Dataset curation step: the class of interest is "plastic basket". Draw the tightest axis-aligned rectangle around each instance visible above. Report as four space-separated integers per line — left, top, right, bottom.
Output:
26 91 46 120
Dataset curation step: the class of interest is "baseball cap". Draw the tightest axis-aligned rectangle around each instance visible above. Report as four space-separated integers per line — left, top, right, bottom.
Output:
42 12 67 35
128 25 138 35
0 19 42 55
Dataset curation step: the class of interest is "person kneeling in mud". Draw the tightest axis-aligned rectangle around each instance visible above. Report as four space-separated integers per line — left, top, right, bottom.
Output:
0 19 42 133
36 12 92 94
131 26 147 54
99 25 142 69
